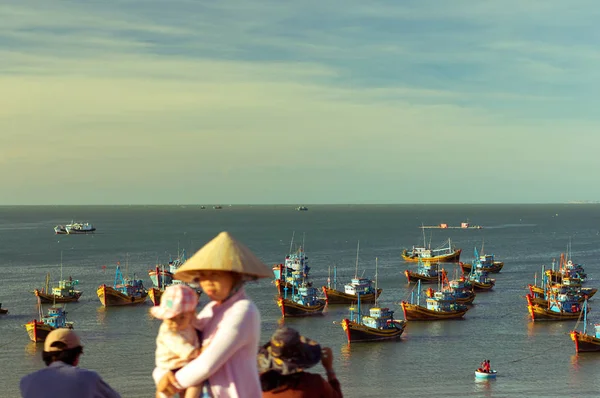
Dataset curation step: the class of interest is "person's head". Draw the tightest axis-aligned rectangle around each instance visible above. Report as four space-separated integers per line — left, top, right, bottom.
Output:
174 232 272 303
42 328 84 366
150 284 199 331
257 326 322 380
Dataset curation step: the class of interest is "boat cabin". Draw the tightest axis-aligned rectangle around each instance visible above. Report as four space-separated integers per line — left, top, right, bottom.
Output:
594 324 600 339
52 279 78 297
344 278 373 295
293 285 321 306
426 291 462 312
43 307 70 328
361 307 394 329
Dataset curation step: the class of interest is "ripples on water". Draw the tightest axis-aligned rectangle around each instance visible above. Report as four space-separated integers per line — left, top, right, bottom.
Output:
2 204 600 397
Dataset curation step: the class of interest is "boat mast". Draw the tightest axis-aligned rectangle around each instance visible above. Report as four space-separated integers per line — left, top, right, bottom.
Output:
289 231 295 255
355 240 360 279
375 257 379 307
60 251 63 281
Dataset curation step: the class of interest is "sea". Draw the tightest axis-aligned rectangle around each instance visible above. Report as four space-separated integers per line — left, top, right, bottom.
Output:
2 204 600 398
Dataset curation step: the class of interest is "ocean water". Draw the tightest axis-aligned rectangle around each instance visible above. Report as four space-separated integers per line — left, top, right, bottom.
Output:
2 204 600 397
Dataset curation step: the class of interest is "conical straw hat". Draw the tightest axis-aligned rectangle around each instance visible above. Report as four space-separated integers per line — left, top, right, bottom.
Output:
174 231 272 282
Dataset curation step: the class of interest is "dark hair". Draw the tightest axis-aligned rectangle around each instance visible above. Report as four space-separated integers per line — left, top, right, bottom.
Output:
260 370 303 392
42 342 83 366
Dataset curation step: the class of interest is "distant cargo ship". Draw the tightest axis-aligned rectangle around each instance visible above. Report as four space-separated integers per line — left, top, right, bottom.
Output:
54 221 96 235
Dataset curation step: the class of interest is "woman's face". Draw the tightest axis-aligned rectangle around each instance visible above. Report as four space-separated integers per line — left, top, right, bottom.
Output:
195 271 237 302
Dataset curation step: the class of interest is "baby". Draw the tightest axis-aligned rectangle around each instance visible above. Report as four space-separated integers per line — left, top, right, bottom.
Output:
151 284 202 398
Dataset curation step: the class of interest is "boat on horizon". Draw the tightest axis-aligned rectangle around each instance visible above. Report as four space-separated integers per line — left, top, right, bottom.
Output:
0 303 7 314
296 206 308 211
54 221 96 235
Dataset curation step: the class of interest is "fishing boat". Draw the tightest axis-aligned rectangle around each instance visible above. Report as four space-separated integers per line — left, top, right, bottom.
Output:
545 254 587 284
465 268 495 291
148 249 188 305
570 300 600 352
404 259 447 284
296 206 308 211
401 281 469 320
444 275 476 305
0 303 7 314
402 237 461 263
272 234 311 295
97 265 148 307
340 258 406 343
24 303 74 342
277 283 327 317
460 247 504 274
33 254 83 303
475 370 497 379
322 242 382 304
526 291 587 322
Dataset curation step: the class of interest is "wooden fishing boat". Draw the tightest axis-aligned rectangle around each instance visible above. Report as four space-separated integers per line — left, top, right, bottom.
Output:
97 265 148 307
475 370 497 379
147 249 192 306
459 247 504 274
405 259 447 284
444 276 476 305
33 254 83 303
526 293 587 321
401 282 469 321
148 283 202 306
0 303 7 314
545 254 587 284
24 305 74 342
277 284 326 317
570 299 600 353
402 237 461 263
465 268 495 291
34 275 82 303
322 243 382 304
340 259 406 343
272 235 311 295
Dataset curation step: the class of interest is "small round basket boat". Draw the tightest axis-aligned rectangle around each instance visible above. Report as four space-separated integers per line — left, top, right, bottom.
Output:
475 370 497 379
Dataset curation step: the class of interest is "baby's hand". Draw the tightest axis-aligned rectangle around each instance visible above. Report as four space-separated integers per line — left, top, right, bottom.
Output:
190 347 203 359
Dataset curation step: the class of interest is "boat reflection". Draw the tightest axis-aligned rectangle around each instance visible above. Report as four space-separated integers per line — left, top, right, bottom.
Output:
473 378 494 397
24 341 40 357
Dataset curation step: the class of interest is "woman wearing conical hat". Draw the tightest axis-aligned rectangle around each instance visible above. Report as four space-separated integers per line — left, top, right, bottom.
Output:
154 231 272 398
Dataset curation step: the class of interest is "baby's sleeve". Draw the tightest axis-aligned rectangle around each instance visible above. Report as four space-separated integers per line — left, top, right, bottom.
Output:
166 330 199 360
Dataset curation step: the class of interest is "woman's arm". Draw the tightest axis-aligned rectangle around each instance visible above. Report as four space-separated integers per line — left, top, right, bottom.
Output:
175 301 259 388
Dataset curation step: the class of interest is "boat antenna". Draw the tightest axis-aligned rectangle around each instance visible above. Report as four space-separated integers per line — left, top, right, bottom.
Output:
302 232 306 252
355 240 360 279
60 250 63 281
375 257 379 307
481 238 485 255
125 253 129 279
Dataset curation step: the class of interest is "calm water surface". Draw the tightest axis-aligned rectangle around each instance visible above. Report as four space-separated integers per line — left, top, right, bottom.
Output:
2 204 600 397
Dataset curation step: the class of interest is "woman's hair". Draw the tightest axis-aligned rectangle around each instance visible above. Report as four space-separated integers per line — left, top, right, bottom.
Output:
260 370 304 392
42 342 83 366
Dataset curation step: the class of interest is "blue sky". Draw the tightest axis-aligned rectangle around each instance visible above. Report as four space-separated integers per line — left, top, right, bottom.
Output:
2 0 599 204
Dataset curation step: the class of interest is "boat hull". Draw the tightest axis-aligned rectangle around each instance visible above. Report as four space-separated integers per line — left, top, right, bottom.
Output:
277 297 326 317
570 331 600 353
24 321 73 342
400 302 468 320
96 285 148 307
341 318 406 343
475 370 497 379
148 288 163 306
404 270 442 284
34 290 82 303
322 287 382 304
460 261 504 274
469 281 495 291
453 292 476 305
402 249 461 263
526 296 584 321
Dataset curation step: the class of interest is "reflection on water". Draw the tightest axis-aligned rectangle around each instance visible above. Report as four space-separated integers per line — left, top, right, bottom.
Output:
474 378 494 397
96 306 107 325
24 341 40 357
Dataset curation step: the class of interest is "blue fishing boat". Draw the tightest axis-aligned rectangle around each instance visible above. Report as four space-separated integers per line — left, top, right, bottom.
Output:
97 265 148 307
460 247 504 274
148 249 190 305
404 258 447 284
340 258 406 342
444 275 476 305
322 242 382 304
401 280 469 320
24 304 74 342
465 267 495 291
570 299 600 352
273 234 311 295
277 282 326 317
546 253 587 284
475 370 497 379
526 287 587 322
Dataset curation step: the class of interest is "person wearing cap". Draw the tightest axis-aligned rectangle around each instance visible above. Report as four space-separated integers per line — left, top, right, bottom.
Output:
19 328 121 398
257 326 343 397
155 231 272 398
151 284 203 398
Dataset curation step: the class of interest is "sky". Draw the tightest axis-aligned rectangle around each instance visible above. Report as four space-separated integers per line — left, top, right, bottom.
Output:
2 0 600 205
